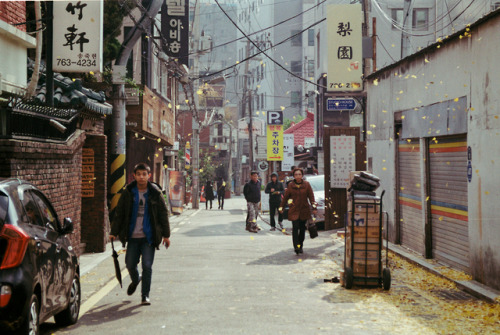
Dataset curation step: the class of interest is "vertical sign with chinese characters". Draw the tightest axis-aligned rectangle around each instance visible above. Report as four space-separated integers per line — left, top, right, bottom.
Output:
267 125 284 161
327 4 362 92
162 0 189 66
330 136 355 188
53 1 103 72
282 134 294 171
82 148 95 197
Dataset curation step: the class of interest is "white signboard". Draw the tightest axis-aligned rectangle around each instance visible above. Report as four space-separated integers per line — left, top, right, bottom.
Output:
255 135 267 160
53 1 103 72
330 136 355 188
282 134 294 171
304 137 315 148
237 118 265 139
327 4 362 92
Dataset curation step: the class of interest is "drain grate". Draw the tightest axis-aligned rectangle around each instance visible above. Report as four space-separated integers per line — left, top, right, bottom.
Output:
431 289 473 301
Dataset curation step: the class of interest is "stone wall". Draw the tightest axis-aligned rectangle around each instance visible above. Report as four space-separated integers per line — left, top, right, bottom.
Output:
0 131 86 256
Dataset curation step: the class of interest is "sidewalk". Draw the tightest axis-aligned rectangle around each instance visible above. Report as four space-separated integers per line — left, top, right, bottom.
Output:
78 200 499 305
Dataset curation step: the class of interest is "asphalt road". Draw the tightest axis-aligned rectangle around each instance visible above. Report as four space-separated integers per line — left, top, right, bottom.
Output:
41 196 498 335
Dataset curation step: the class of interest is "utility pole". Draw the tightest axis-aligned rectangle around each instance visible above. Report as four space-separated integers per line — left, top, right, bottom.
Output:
109 0 163 218
248 89 254 171
190 0 201 209
401 0 412 59
241 39 250 175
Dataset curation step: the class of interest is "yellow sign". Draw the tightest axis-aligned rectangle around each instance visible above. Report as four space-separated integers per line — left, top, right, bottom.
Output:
267 125 284 161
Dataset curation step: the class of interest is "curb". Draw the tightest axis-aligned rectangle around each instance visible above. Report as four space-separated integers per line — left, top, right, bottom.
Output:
388 242 500 304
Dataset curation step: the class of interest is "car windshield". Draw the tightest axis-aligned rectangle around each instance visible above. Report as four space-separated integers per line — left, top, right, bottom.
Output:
306 176 324 192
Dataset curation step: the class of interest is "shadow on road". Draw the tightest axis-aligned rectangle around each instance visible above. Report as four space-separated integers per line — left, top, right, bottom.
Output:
41 301 142 334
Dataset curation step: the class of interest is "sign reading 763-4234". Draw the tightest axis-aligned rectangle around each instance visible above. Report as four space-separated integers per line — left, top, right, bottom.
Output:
53 1 103 73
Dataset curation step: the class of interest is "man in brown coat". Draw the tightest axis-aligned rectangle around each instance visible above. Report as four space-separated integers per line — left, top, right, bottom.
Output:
280 168 317 254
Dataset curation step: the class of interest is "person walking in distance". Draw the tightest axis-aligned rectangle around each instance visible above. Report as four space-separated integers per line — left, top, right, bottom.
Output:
243 171 261 233
280 167 317 255
265 172 284 231
204 180 215 210
217 180 226 210
109 163 170 305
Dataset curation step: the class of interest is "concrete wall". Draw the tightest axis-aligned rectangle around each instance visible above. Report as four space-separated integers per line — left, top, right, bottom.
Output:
366 11 500 289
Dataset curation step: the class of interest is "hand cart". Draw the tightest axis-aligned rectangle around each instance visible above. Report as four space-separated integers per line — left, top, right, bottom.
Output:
344 190 391 290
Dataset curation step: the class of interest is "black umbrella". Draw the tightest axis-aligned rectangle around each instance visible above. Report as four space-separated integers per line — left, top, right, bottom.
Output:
111 240 122 288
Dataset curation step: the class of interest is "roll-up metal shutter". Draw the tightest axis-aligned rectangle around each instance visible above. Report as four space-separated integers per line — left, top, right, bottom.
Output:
398 140 425 255
429 136 469 272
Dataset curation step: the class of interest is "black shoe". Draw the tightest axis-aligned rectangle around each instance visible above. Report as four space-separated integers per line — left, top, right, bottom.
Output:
299 248 303 254
141 296 151 306
127 277 141 296
294 248 300 255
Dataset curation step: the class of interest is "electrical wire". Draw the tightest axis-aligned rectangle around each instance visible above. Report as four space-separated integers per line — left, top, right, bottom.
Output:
188 0 327 55
212 0 326 89
371 0 478 37
191 17 325 82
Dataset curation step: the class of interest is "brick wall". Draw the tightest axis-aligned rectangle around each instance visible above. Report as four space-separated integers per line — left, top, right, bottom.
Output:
0 131 86 256
81 134 109 252
0 2 27 32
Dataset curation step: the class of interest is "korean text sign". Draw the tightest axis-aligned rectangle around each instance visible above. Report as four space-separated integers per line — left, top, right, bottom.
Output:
267 125 284 161
327 4 362 92
162 0 189 66
53 1 103 72
330 136 355 188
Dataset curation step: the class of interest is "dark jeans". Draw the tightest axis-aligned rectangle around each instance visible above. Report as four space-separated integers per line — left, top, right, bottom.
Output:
218 194 224 209
292 219 307 250
125 238 155 298
205 199 212 209
269 202 283 227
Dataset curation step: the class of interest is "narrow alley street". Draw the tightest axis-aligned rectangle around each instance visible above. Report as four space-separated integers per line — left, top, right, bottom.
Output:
43 196 499 335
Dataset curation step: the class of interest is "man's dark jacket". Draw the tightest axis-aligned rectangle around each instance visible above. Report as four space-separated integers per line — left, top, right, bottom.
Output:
111 181 170 249
243 180 261 203
265 180 284 204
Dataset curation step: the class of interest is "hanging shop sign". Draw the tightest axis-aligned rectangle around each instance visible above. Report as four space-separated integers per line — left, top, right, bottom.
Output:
162 0 189 66
267 111 283 161
282 134 294 171
267 125 284 161
53 1 103 72
327 4 362 92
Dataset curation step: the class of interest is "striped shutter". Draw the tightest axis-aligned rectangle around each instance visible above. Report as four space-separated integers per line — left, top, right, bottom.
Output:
429 136 469 272
398 140 425 255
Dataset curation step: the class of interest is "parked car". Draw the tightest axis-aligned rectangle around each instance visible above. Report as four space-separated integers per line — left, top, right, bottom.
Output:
0 178 80 335
282 175 325 229
304 175 326 228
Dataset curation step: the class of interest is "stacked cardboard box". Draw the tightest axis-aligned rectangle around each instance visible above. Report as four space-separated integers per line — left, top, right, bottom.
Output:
345 172 383 285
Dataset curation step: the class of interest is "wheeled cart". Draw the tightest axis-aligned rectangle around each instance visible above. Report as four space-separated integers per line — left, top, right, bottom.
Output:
344 190 391 290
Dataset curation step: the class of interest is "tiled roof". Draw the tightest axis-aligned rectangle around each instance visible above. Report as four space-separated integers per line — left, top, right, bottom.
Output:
284 110 315 146
27 59 112 116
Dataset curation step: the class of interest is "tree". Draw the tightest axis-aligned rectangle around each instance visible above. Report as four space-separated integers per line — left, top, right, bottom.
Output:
199 149 217 186
103 0 136 67
284 115 305 130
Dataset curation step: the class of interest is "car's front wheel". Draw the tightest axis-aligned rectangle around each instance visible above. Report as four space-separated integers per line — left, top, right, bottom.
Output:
16 294 39 335
54 274 81 327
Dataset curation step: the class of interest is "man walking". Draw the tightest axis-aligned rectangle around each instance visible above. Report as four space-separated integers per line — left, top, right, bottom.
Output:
243 171 261 233
110 163 170 306
265 172 284 231
217 179 226 210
